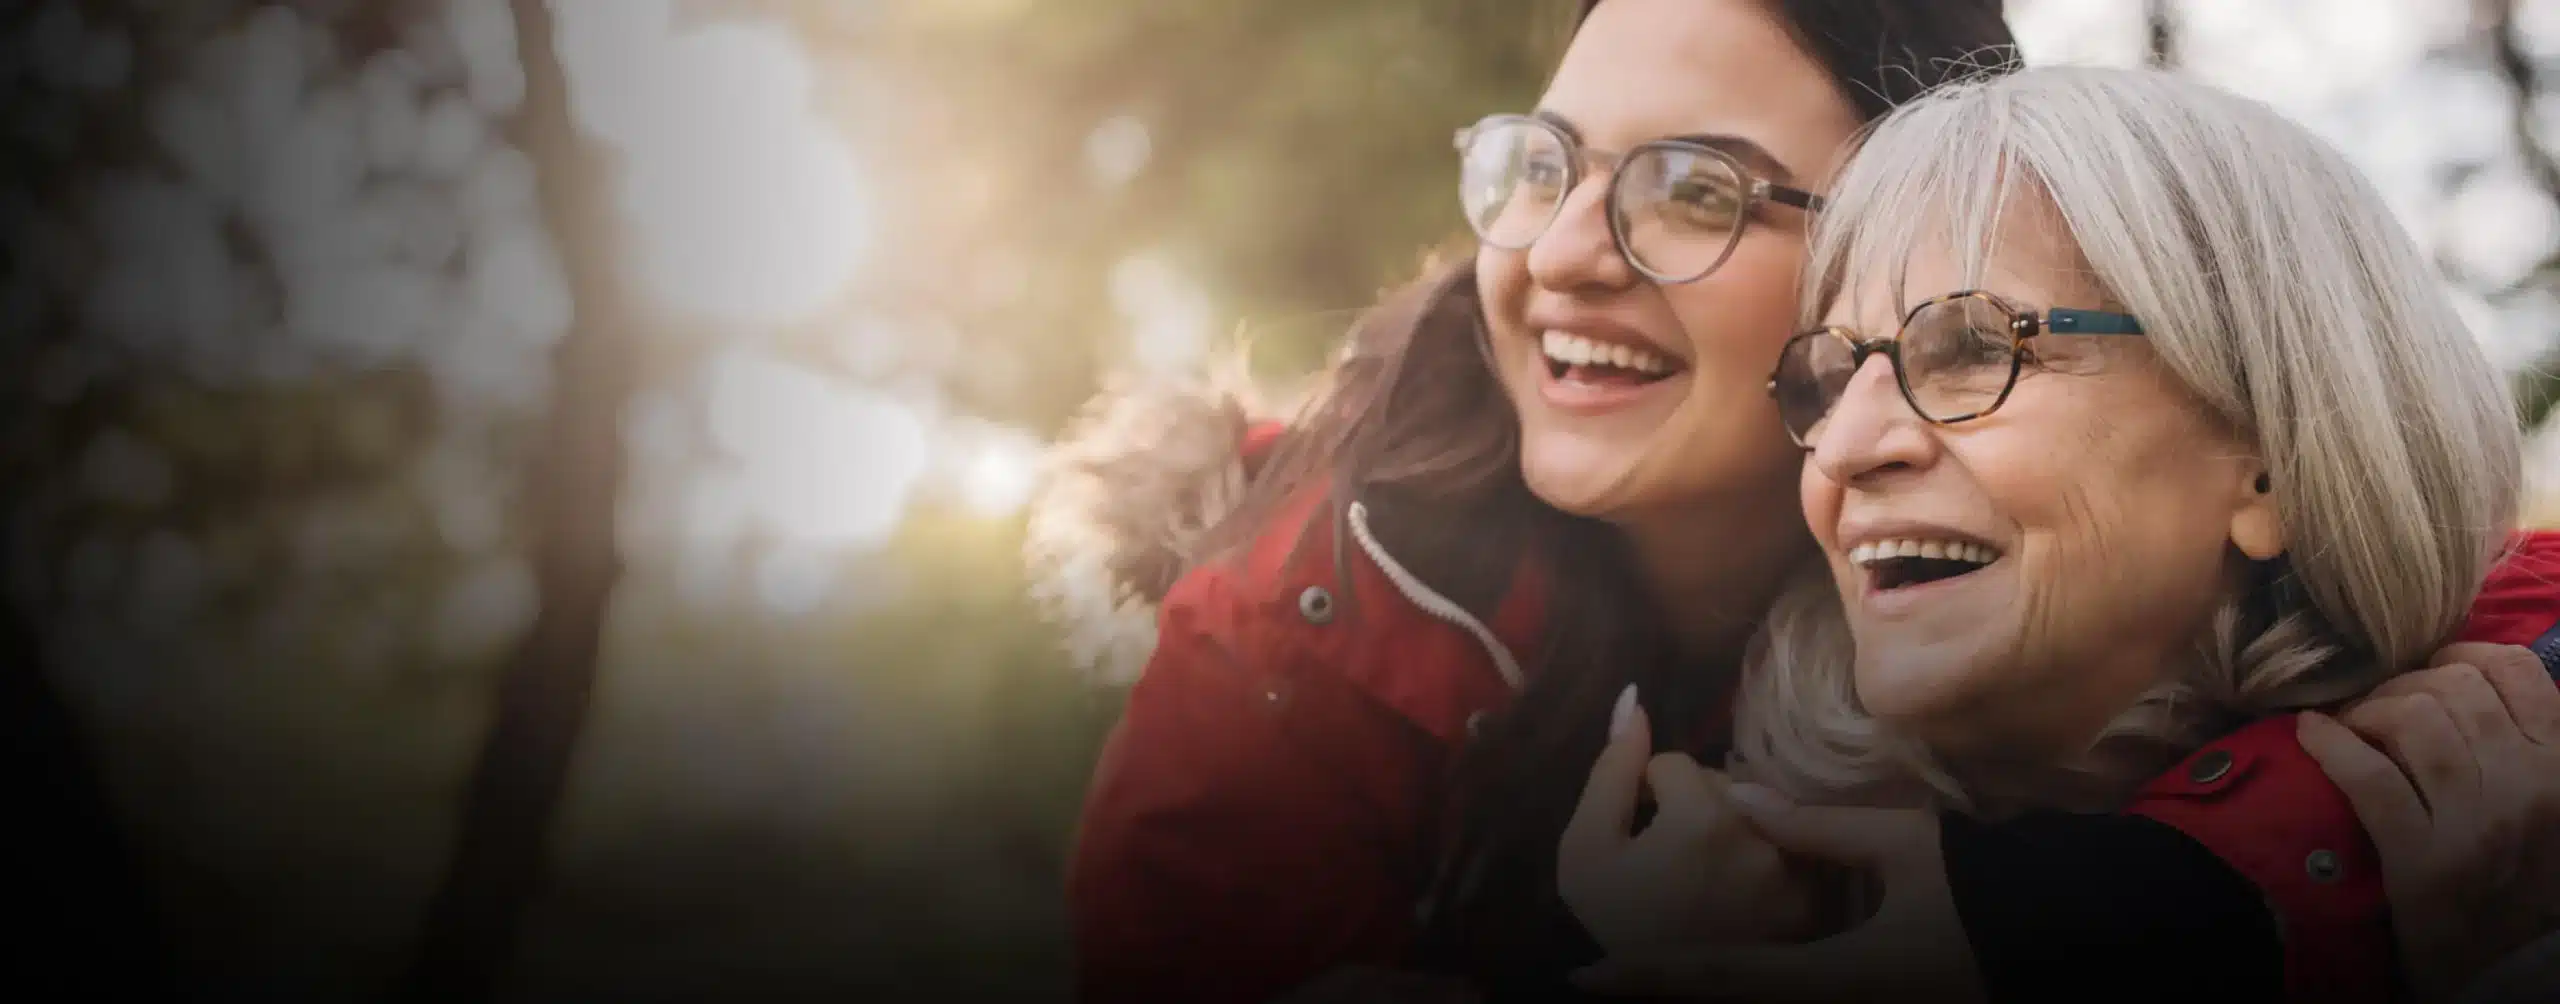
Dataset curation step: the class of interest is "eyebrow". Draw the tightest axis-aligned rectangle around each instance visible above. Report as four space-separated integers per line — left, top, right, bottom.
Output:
1534 109 1799 182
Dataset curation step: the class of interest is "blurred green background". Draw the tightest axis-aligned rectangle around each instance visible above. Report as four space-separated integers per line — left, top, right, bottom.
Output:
9 0 2560 1000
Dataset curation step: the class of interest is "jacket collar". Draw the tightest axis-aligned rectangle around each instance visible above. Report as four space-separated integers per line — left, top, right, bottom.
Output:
1239 488 1547 746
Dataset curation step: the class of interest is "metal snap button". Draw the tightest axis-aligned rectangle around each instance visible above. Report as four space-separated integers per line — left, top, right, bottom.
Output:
2306 849 2342 883
2187 749 2235 785
1297 586 1335 624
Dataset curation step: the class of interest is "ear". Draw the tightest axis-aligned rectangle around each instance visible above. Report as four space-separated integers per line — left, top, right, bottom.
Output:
2228 461 2285 561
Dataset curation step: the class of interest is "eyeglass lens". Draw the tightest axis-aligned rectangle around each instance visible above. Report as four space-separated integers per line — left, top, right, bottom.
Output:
1458 118 1751 280
1774 295 2022 444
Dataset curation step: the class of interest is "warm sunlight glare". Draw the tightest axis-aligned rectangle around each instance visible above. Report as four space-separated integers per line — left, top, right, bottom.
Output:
558 0 871 327
704 347 929 550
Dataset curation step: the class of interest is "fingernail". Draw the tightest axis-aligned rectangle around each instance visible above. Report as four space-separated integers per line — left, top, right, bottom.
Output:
1728 782 1794 817
1610 684 1638 739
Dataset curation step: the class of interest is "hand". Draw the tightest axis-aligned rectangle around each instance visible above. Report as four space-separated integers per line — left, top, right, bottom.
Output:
1558 687 1819 958
2298 643 2560 1004
1572 786 1983 1004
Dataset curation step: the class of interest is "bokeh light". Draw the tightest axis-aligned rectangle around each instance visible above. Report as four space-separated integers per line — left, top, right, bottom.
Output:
701 346 930 551
558 0 873 327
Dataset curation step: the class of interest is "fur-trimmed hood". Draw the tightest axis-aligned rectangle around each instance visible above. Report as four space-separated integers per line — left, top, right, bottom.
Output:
1022 375 1278 684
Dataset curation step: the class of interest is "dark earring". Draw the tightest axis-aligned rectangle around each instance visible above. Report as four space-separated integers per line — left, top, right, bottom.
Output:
2255 472 2272 494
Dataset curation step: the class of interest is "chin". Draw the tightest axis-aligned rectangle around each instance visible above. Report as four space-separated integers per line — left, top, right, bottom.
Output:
1518 436 1645 518
1850 644 1995 730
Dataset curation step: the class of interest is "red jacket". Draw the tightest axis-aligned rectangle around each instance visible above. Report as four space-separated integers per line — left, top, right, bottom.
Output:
2126 532 2560 1003
1034 397 2560 1004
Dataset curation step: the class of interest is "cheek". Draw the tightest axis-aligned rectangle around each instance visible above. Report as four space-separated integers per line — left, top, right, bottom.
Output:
1971 409 2236 648
1476 249 1534 398
2053 426 2226 564
1663 243 1803 379
1476 249 1529 337
1798 458 1839 549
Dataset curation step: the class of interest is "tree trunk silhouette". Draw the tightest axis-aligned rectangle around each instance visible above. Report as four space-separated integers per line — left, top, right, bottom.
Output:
2478 0 2560 430
401 1 636 1000
2148 0 2179 68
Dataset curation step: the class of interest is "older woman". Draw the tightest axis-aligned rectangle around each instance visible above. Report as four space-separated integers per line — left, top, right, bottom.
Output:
1566 66 2553 1003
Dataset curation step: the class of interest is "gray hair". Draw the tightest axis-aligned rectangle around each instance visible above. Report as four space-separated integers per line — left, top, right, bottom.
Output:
1732 66 2524 811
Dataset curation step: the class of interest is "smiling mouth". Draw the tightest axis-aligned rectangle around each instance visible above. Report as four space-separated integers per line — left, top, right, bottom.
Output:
1853 538 2003 591
1541 331 1682 388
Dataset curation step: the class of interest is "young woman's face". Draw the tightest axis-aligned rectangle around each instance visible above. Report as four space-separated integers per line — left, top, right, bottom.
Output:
1478 0 1864 523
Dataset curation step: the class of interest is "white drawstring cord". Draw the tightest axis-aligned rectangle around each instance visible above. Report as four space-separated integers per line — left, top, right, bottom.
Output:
1344 501 1525 691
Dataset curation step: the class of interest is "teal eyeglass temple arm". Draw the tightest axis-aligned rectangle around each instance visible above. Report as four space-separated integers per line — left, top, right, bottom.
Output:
2043 308 2145 335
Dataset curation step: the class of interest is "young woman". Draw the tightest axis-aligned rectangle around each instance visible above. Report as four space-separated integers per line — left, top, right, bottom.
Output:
1026 2 2560 1000
1560 64 2550 1004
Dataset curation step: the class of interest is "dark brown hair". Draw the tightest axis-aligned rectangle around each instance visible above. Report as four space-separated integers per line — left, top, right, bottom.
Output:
1205 0 2019 991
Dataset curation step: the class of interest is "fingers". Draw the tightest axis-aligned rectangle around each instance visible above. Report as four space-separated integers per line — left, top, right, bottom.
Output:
1724 784 1922 867
1561 685 1650 865
2341 693 2480 822
2477 653 2560 746
2393 660 2527 754
2426 643 2538 681
2416 644 2557 744
2300 710 2431 855
2368 644 2516 704
1643 751 1728 830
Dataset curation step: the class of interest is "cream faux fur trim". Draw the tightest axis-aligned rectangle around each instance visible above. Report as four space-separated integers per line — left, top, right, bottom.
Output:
1022 374 1272 684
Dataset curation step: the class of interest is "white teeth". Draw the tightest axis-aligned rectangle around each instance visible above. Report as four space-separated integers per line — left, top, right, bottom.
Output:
1541 331 1672 375
1850 538 2002 567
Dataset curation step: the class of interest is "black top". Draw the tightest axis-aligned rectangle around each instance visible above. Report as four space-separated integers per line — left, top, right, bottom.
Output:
1941 809 2287 1003
1464 808 2292 1003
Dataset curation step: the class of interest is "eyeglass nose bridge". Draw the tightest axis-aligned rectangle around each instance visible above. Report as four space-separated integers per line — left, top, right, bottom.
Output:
1479 132 1640 251
1817 322 2015 439
1452 119 1642 194
1771 328 1916 451
1460 117 1750 282
1814 327 1906 386
1542 145 1633 248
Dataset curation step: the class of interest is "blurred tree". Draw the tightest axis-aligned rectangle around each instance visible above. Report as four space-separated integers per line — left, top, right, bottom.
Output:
2147 0 2178 68
399 0 632 1000
3 0 560 995
2483 0 2560 429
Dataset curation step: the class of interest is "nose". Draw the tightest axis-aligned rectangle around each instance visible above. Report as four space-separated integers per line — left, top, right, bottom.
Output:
1809 354 1940 484
1525 173 1638 293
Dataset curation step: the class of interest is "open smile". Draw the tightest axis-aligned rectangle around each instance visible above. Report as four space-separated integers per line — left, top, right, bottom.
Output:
1534 330 1689 414
1853 537 2005 593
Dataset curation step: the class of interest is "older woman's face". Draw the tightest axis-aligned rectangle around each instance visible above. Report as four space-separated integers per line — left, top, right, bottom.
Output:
1798 194 2281 762
1479 0 1863 521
